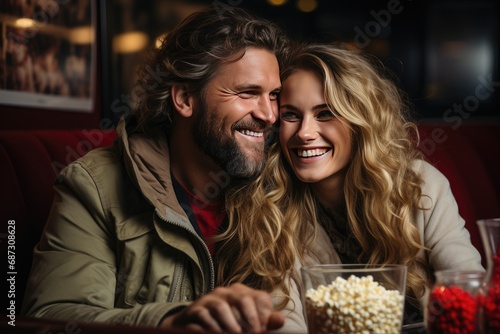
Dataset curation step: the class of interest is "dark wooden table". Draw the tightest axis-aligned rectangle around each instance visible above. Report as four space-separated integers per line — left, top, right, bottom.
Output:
2 315 426 333
1 315 213 334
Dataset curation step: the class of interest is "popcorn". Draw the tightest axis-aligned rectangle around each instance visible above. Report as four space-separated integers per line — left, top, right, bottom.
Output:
304 275 404 333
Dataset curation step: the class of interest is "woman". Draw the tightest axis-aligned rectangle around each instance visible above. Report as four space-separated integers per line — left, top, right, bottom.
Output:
215 43 484 326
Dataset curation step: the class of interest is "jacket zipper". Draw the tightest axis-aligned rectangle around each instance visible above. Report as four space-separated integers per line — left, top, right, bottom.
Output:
155 209 215 294
169 257 183 302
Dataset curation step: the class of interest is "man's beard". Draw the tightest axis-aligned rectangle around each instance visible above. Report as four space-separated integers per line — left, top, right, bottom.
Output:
193 101 275 179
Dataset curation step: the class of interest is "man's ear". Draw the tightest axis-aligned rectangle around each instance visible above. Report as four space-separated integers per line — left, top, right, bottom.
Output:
171 83 194 118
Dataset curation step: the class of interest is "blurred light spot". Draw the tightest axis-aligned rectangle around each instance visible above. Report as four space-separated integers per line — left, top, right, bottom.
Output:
155 33 168 48
113 31 149 53
344 42 362 52
68 26 94 44
15 18 36 28
367 39 391 59
296 0 317 13
425 83 440 100
440 41 466 58
267 0 288 6
473 41 493 75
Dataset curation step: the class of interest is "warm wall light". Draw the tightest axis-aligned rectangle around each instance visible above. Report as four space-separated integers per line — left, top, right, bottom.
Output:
155 33 168 48
68 26 94 44
113 31 149 53
267 0 288 6
14 18 36 28
296 0 317 13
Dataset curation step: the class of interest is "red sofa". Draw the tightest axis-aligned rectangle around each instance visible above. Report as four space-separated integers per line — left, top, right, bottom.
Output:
1 122 499 313
417 122 500 261
0 129 116 314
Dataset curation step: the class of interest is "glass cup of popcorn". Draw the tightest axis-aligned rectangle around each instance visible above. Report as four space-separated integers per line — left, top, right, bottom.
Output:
301 264 407 334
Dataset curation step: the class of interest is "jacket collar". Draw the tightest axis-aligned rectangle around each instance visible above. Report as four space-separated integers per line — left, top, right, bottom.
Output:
116 117 193 233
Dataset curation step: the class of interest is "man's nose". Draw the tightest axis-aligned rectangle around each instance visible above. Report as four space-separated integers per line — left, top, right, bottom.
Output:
252 97 278 124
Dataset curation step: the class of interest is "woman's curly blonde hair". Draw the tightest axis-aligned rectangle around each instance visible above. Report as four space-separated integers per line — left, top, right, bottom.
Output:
215 43 430 310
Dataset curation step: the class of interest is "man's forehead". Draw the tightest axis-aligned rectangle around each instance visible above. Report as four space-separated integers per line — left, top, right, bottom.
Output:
213 48 280 86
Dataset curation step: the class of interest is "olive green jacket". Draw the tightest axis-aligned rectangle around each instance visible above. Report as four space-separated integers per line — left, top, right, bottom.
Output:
21 119 339 332
21 119 217 327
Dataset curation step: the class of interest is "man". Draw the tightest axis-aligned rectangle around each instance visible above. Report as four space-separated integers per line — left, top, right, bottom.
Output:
21 6 288 333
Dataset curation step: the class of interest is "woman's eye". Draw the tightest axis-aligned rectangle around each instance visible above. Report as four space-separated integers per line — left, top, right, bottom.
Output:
280 112 299 121
317 110 335 120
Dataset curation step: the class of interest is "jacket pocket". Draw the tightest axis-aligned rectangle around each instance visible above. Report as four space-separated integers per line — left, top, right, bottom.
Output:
117 231 193 306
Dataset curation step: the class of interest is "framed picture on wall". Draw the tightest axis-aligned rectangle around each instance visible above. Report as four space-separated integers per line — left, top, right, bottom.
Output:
0 0 96 112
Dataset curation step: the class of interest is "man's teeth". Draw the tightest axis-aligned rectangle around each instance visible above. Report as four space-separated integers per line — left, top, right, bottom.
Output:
240 129 263 137
297 148 327 157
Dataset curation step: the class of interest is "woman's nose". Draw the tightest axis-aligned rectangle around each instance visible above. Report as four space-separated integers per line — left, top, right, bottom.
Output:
296 116 318 142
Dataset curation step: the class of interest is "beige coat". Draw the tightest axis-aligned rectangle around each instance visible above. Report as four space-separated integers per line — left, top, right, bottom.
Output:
407 159 485 310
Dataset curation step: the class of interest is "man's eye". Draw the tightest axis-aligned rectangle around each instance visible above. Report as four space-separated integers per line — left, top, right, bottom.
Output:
280 112 299 121
238 91 255 98
270 92 279 101
317 110 335 120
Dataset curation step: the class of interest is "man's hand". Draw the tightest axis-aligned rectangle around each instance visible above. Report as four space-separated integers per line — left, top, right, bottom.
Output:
159 283 285 333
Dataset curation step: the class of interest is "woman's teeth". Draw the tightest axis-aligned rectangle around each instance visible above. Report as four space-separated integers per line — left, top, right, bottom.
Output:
297 148 328 157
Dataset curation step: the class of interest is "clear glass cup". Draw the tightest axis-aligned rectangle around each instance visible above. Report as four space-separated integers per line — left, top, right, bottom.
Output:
477 218 500 334
301 264 407 334
426 270 484 334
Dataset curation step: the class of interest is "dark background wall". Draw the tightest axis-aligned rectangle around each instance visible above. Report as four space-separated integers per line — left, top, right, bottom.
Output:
1 0 499 130
246 0 500 121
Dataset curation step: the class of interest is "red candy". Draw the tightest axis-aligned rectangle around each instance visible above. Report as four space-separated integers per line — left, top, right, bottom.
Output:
427 285 478 334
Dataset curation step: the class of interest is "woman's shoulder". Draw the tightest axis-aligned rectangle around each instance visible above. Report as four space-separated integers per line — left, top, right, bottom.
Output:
410 159 455 212
411 159 450 186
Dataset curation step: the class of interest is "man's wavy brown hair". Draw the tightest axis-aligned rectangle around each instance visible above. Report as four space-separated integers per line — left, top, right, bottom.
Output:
131 6 289 137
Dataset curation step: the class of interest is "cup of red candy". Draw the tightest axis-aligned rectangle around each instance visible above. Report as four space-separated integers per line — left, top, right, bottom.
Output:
426 270 484 334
